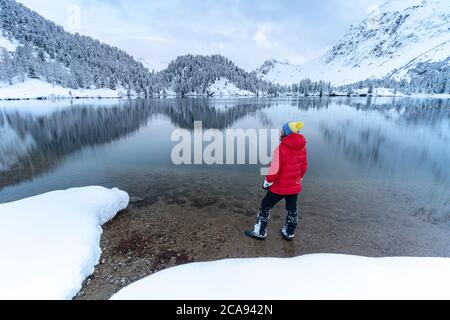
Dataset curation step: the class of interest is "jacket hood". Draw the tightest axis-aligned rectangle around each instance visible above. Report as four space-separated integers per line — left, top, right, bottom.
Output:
282 133 307 150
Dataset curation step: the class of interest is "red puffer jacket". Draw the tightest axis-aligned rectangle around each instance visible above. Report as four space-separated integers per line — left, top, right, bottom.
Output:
266 133 308 195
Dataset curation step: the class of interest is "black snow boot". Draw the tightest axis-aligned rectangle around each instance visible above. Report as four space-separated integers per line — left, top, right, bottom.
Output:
245 208 271 240
281 210 299 241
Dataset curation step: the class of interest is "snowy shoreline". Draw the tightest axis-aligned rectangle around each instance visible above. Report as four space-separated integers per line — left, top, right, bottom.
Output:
1 186 449 300
1 79 449 102
0 187 129 300
0 79 129 101
112 254 450 300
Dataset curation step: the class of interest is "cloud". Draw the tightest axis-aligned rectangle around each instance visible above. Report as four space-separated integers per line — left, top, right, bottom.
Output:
16 0 385 70
129 36 172 44
366 4 380 14
253 24 274 48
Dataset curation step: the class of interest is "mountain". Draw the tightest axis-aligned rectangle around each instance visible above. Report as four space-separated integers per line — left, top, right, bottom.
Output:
2 0 447 98
152 54 282 96
0 0 282 98
137 58 168 73
255 59 303 86
0 0 152 94
257 0 450 89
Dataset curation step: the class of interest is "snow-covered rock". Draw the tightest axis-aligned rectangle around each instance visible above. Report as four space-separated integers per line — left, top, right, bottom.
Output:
112 254 450 300
0 187 129 300
207 78 256 97
0 79 128 100
257 0 450 85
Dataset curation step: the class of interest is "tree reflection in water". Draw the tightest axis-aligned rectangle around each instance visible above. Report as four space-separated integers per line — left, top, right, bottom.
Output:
0 97 449 200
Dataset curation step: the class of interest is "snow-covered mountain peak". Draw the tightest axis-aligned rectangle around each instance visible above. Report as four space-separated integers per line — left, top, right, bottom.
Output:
324 0 449 66
378 0 440 14
255 59 303 85
257 0 450 86
256 59 289 75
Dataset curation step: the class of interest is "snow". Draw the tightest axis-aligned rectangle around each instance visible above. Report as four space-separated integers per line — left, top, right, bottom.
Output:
0 79 129 100
0 33 18 52
372 88 404 97
257 0 450 86
391 41 450 81
112 254 450 300
0 99 130 117
138 58 168 72
159 87 177 97
342 87 405 97
380 0 436 13
0 187 129 300
256 59 304 85
207 78 256 97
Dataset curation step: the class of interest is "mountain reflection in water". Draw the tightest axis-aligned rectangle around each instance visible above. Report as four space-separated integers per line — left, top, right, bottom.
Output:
0 98 448 216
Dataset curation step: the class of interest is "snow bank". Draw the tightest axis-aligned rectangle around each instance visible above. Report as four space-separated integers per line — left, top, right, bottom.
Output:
372 88 405 97
0 187 129 300
112 254 450 300
207 78 256 97
0 98 130 116
350 87 405 97
0 79 127 100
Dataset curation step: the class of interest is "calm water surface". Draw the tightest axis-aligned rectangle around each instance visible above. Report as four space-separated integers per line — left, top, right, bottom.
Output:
0 98 449 248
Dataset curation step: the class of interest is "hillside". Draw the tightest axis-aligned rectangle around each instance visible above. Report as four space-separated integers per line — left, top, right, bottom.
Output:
1 0 448 99
152 54 282 97
255 59 303 86
0 0 284 99
257 0 450 93
0 0 153 95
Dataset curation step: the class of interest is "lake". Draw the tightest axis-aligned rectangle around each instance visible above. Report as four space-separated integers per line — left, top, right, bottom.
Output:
1 97 449 257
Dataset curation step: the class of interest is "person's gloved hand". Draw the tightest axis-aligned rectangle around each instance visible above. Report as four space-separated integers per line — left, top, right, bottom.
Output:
262 179 274 190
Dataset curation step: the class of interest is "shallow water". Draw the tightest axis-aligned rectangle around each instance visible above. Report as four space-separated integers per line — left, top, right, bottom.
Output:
0 97 449 241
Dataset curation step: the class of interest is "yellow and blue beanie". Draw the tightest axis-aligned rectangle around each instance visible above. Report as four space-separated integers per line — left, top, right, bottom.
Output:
283 121 304 136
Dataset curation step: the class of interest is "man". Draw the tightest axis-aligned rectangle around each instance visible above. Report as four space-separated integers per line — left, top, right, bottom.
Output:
245 121 308 241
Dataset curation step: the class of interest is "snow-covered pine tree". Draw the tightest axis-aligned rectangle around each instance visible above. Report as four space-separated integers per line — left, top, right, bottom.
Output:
0 48 14 84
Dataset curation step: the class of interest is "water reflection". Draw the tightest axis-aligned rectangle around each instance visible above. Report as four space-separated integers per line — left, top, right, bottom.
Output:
319 99 450 187
337 97 450 124
0 99 276 190
321 122 386 167
0 97 449 201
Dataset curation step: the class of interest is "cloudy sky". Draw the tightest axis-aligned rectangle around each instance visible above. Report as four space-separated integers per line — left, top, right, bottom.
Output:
17 0 385 70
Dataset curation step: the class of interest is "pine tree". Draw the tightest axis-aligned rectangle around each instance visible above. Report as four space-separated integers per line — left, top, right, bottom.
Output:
0 48 14 84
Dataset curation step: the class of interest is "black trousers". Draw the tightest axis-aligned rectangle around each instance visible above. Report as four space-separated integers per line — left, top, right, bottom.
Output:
261 191 298 212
